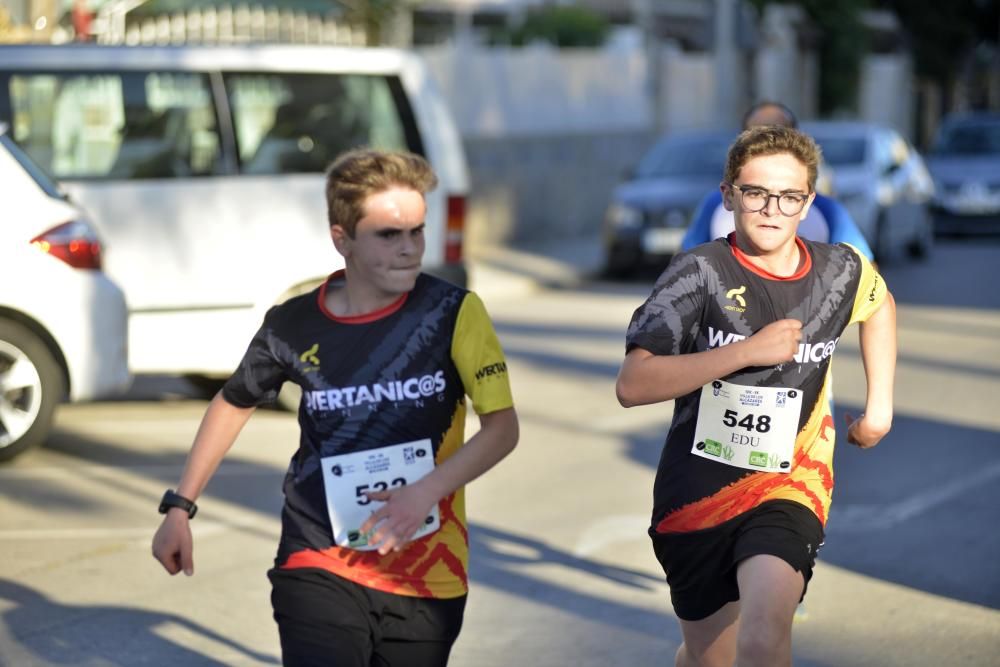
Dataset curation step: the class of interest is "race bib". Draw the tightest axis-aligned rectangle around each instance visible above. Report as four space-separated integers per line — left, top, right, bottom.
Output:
321 439 440 551
691 379 803 473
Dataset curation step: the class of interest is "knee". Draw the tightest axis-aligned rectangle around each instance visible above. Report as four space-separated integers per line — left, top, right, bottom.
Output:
736 625 790 667
677 641 735 667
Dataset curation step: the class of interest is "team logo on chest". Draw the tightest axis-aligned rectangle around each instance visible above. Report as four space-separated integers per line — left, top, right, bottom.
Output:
725 285 748 313
299 343 321 373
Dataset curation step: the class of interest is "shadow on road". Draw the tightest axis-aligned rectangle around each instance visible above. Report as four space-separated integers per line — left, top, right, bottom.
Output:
0 579 279 666
468 523 672 641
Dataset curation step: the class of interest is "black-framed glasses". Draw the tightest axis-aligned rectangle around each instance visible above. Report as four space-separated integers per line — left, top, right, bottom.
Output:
727 183 810 216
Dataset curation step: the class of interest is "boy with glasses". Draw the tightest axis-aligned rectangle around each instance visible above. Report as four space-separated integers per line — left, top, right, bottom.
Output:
681 101 874 261
617 126 896 667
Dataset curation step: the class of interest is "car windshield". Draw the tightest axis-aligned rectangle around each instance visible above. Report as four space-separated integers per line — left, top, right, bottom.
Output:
634 136 730 179
811 136 867 167
0 132 65 200
933 122 1000 155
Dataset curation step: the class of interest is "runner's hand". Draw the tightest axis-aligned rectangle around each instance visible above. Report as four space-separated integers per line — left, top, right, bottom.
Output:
844 411 890 449
744 319 802 366
360 483 439 556
152 511 194 576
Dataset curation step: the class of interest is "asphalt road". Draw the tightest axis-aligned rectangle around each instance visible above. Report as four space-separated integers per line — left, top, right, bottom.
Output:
0 238 997 666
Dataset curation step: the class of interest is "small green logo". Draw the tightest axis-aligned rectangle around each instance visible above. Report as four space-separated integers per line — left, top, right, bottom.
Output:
704 439 722 456
347 529 370 548
749 451 769 467
768 453 781 468
722 445 735 461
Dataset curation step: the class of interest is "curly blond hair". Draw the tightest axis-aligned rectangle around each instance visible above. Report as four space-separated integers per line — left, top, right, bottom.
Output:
724 126 821 192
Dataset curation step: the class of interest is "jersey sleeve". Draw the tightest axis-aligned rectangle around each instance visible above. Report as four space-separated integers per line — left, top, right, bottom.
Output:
816 196 874 260
626 252 707 355
681 191 720 251
451 292 514 415
846 245 888 324
222 307 288 407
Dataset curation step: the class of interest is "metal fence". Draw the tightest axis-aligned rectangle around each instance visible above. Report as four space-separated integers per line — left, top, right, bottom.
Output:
96 4 365 47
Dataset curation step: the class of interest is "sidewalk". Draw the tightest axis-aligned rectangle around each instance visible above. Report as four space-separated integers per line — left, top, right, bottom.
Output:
466 235 606 302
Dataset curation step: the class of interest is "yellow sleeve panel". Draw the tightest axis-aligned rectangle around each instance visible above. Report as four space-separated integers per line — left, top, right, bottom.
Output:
451 292 515 415
846 243 888 325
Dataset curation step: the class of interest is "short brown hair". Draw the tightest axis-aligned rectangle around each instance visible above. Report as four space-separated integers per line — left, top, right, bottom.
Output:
325 148 438 236
724 126 820 193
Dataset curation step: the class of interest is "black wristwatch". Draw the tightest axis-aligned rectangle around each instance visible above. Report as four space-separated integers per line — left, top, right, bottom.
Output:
159 489 198 519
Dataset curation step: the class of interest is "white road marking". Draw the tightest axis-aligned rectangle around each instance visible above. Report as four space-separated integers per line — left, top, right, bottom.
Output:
830 459 1000 531
0 516 280 541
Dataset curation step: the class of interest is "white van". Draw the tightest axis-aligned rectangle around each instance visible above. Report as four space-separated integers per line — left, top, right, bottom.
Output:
0 44 469 399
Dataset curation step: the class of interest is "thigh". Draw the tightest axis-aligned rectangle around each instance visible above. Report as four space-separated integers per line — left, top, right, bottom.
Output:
677 601 740 667
371 592 466 667
269 567 373 667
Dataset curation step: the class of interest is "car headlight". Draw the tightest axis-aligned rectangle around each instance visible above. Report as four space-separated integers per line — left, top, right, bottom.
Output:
605 202 643 229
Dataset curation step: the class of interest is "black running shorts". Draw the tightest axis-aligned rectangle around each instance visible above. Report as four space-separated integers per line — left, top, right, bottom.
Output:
269 567 467 667
649 500 825 622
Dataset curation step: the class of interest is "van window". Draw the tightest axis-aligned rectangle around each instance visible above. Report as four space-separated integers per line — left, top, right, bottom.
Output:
224 73 413 174
4 71 222 180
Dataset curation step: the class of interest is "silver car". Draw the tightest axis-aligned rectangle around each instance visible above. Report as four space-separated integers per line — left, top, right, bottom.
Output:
925 112 1000 236
802 121 935 262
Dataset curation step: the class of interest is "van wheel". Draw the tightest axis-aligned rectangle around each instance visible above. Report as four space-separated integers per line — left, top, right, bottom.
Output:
0 320 64 462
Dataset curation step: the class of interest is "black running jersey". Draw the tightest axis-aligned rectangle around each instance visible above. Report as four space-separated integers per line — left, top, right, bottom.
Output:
626 235 886 534
223 271 513 598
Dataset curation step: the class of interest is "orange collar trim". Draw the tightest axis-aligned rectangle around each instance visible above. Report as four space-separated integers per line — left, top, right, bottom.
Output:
728 233 812 281
318 269 409 323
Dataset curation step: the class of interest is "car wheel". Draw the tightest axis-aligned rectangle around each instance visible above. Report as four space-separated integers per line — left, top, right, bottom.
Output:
0 320 64 462
873 212 892 264
907 214 934 260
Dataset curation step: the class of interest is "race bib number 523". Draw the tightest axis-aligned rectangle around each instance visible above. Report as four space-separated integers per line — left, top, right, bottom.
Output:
321 439 440 550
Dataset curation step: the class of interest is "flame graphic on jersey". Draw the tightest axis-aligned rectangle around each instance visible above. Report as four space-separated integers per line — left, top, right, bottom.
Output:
656 389 837 534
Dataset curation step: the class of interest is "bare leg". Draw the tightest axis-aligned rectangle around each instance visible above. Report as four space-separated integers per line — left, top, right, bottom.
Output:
675 601 740 667
733 555 804 667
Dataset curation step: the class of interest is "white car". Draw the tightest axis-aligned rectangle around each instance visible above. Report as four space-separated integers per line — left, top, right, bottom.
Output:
0 124 130 461
802 121 935 262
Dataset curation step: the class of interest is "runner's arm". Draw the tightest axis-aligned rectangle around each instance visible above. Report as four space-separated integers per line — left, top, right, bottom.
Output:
846 291 896 447
617 318 803 406
361 407 518 555
152 393 256 575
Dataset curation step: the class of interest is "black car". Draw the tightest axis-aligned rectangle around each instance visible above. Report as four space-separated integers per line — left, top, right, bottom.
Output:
926 112 1000 236
602 130 734 275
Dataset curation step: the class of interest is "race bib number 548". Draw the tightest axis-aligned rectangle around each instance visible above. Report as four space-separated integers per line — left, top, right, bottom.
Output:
321 439 440 550
691 379 803 473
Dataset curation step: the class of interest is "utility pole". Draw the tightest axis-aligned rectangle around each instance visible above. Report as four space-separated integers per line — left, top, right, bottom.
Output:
714 0 741 127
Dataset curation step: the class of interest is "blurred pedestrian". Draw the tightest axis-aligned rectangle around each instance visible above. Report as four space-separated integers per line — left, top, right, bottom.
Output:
617 125 896 667
153 148 519 667
681 101 874 261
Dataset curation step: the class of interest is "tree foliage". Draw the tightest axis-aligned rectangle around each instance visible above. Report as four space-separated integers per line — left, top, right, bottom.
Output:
507 6 610 48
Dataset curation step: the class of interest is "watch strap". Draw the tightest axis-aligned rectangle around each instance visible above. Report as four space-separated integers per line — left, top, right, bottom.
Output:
159 489 198 519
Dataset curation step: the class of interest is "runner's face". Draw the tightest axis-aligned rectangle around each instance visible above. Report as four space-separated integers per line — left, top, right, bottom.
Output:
335 187 426 296
724 152 814 254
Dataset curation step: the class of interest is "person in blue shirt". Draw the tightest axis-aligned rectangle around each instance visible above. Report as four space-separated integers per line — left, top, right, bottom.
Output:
682 101 874 260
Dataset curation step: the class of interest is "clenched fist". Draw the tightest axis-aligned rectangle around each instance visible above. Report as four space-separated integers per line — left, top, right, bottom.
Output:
744 319 802 367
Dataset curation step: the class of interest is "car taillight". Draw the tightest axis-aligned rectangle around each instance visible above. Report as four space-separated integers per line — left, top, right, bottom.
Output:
30 221 103 270
446 195 465 264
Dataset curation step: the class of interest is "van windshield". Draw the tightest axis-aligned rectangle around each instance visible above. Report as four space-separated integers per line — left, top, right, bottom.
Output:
224 72 417 175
